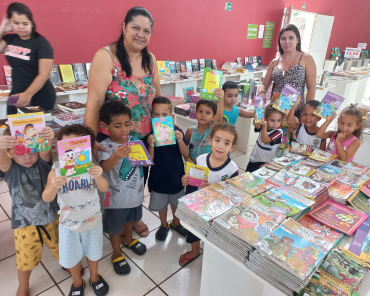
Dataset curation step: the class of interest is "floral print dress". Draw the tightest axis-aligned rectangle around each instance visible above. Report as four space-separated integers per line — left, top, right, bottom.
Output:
102 48 156 139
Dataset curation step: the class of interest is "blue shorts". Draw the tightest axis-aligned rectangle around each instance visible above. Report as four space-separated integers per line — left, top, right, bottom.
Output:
59 223 103 269
103 205 143 234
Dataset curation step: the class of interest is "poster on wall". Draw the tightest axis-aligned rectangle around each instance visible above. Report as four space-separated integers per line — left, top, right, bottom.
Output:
262 22 275 48
258 25 265 38
358 43 367 49
247 24 258 39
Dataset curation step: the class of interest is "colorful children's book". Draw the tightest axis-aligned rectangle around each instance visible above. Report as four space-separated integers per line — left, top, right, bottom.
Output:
266 169 299 186
252 167 277 180
183 87 194 103
255 186 313 216
227 173 274 197
272 153 306 167
175 62 181 73
293 176 326 196
329 181 355 202
59 64 76 82
199 68 223 101
308 199 368 235
164 60 170 73
254 95 264 123
125 140 154 166
289 142 313 156
186 162 209 187
207 182 250 204
309 171 337 186
349 223 370 264
57 135 92 177
297 213 344 245
309 149 336 163
169 61 176 73
288 163 315 176
328 159 347 169
337 170 368 188
257 218 334 280
179 61 186 73
272 84 301 114
344 162 370 176
186 61 192 72
313 92 344 119
265 82 273 101
216 196 286 246
319 164 342 176
361 180 370 197
3 65 12 86
8 112 49 155
300 158 325 168
348 191 370 214
262 161 284 172
320 246 370 291
191 59 199 72
151 116 175 147
157 61 166 74
199 59 205 71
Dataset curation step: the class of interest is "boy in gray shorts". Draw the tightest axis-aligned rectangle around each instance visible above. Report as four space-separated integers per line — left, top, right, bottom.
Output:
143 97 189 241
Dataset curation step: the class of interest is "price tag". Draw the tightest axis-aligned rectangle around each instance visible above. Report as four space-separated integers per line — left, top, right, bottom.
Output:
358 43 367 49
345 47 361 59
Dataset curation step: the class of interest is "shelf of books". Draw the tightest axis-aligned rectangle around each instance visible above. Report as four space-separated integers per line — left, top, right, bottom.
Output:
176 153 370 296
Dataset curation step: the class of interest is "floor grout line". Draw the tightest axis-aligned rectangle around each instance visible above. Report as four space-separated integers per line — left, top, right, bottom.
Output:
37 261 65 296
0 204 10 220
0 253 15 263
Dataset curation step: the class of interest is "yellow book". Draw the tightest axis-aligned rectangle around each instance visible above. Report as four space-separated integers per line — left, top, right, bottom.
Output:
157 61 166 74
59 65 75 82
186 162 209 187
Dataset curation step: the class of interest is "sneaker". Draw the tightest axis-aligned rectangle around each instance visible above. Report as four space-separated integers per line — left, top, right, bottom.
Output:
170 221 188 237
155 224 169 241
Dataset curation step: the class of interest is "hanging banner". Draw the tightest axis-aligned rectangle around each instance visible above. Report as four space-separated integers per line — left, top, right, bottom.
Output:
262 22 275 48
247 24 258 39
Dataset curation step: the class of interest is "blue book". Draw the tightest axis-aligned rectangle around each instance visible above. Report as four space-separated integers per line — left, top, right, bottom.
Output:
151 116 176 147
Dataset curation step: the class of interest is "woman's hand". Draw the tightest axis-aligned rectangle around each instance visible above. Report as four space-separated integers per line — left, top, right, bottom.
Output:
14 92 32 107
0 16 12 33
93 141 108 160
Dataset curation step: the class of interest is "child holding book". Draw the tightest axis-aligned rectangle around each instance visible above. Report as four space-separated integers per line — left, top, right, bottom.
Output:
0 126 57 296
286 97 326 150
143 96 189 241
316 105 362 162
222 81 254 125
97 100 147 276
42 124 110 296
180 123 239 266
246 103 284 172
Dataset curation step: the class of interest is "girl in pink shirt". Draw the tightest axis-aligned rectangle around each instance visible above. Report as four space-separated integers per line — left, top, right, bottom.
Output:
316 105 363 162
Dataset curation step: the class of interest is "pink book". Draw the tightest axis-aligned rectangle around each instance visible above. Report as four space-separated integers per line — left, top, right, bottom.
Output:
308 199 368 235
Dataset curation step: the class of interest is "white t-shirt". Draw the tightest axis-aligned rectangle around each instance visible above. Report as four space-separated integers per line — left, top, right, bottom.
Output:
296 123 322 150
57 171 102 232
249 127 283 163
196 153 239 186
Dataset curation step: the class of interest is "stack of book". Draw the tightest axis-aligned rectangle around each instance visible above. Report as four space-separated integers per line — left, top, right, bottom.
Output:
52 112 84 127
57 101 86 116
17 106 52 121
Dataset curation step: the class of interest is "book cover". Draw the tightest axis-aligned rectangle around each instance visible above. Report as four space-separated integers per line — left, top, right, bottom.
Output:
59 65 76 82
72 63 87 82
186 162 209 187
179 61 186 73
272 153 306 167
151 116 175 147
309 199 368 235
309 171 337 186
205 59 212 68
199 59 205 71
289 142 312 156
85 63 91 78
288 163 314 176
49 65 61 84
217 196 285 246
211 59 217 70
348 191 370 214
255 187 313 216
328 159 347 169
318 164 342 176
186 61 192 73
266 169 299 186
293 176 326 196
300 158 325 168
191 59 199 72
252 167 277 180
258 218 333 280
3 65 12 86
125 140 154 166
349 226 370 264
164 60 170 73
344 162 370 176
199 68 223 101
58 101 86 111
254 96 264 123
175 62 181 73
320 246 370 291
309 149 336 163
208 181 251 204
57 135 92 177
298 213 344 245
262 161 284 171
157 61 166 74
236 57 242 67
227 173 274 197
169 61 176 74
272 84 301 114
337 170 368 188
183 87 194 103
313 92 344 119
361 180 370 197
7 112 49 155
320 70 331 87
329 181 355 201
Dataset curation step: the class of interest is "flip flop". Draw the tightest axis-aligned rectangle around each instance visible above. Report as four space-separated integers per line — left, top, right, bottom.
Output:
134 222 149 237
124 238 147 256
111 255 131 275
62 266 85 276
90 274 109 296
179 252 201 267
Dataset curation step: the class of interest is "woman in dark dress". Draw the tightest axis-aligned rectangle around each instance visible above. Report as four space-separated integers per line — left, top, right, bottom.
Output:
0 2 56 114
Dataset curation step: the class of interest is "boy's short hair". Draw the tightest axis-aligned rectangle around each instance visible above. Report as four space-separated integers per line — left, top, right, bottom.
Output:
57 124 96 149
152 96 172 113
196 99 217 115
265 103 283 119
304 100 320 109
222 81 239 92
99 100 132 125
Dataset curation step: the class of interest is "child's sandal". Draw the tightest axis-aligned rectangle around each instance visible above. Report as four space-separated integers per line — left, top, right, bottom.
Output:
170 221 188 237
111 255 131 275
124 238 147 255
90 274 109 296
62 266 85 276
68 279 85 296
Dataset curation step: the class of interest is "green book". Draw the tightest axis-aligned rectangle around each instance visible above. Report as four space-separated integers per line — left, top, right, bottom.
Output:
199 68 223 101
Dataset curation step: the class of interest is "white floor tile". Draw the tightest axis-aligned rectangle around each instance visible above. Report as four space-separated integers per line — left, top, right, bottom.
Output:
138 207 160 235
124 229 188 284
145 287 166 296
143 194 151 209
0 191 12 217
58 255 155 296
0 220 15 260
230 149 243 159
37 285 63 296
0 256 55 296
0 179 9 193
160 254 203 296
0 205 9 222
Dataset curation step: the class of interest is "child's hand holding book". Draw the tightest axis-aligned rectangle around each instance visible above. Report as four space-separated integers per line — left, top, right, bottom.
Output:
40 127 54 142
174 131 183 143
0 135 18 151
213 88 224 101
113 144 132 159
51 175 67 190
88 165 104 180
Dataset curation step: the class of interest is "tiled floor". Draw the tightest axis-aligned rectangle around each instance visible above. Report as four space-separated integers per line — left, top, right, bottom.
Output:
0 150 247 296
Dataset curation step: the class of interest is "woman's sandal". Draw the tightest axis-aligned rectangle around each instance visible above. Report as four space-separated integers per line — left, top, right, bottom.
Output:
68 279 85 296
62 266 85 276
134 221 149 237
111 255 131 275
90 274 109 296
179 252 201 267
124 238 147 256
